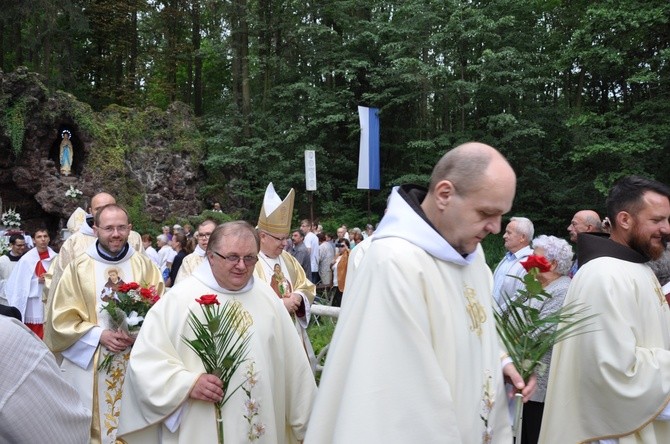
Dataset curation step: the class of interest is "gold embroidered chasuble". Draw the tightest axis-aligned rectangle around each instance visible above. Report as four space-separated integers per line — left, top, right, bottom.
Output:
174 249 205 284
44 226 144 307
254 250 316 369
45 246 163 444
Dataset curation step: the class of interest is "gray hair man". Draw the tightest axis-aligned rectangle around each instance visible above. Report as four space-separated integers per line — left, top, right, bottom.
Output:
492 216 534 306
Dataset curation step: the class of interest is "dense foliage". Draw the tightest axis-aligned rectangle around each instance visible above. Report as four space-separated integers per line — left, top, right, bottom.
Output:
3 0 669 236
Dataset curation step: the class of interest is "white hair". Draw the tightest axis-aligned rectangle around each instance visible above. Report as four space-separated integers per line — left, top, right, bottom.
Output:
510 216 534 241
531 235 573 276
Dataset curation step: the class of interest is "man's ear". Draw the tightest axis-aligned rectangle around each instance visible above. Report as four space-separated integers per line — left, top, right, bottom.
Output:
434 180 456 210
615 211 632 230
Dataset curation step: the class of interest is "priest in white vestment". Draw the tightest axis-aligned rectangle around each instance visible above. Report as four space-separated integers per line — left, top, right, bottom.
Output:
45 204 164 444
174 219 217 284
306 143 533 444
117 221 316 443
539 176 670 444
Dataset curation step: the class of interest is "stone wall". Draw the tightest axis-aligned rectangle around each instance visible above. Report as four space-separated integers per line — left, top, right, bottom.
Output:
0 67 205 237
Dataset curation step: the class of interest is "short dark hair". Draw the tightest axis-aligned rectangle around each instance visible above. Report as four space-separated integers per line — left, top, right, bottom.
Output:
33 227 49 237
9 234 25 244
606 176 670 228
292 229 305 239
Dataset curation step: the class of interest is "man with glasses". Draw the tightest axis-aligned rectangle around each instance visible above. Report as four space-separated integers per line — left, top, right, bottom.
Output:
45 192 144 321
6 229 56 338
118 221 316 443
45 203 164 444
174 218 217 284
0 234 27 306
253 183 317 370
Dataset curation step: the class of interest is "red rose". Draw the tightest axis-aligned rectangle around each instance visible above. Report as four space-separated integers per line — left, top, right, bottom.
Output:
196 294 220 305
520 255 552 273
140 286 160 303
118 282 141 293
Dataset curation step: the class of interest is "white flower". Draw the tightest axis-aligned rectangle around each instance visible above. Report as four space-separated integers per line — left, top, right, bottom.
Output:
126 311 144 327
100 287 114 299
244 398 259 416
65 185 83 199
1 209 21 229
252 422 266 439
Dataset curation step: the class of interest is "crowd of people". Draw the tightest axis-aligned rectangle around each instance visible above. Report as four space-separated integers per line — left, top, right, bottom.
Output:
1 142 670 444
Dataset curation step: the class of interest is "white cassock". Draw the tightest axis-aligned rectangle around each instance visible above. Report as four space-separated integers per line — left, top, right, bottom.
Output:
6 246 56 323
117 260 316 444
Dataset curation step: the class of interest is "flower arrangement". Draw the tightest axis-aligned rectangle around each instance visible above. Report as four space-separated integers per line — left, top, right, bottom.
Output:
65 185 83 199
182 295 252 444
98 282 161 371
1 208 21 229
494 254 596 439
0 236 9 256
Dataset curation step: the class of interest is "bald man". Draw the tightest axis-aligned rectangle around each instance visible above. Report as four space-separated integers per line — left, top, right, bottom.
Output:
306 142 534 443
567 209 602 276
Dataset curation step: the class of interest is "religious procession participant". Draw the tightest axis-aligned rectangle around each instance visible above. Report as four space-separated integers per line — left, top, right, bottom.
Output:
45 204 164 444
6 228 56 338
117 221 316 443
0 314 91 443
253 183 317 371
0 233 27 306
174 218 217 284
305 143 534 444
539 176 670 444
44 192 144 316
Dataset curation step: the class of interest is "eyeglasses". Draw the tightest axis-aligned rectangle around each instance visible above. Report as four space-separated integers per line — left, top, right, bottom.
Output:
263 232 289 242
197 233 212 239
213 251 258 266
97 225 130 234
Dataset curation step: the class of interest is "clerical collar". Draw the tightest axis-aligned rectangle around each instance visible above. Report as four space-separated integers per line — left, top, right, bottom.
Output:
96 241 130 262
8 253 21 262
577 232 648 268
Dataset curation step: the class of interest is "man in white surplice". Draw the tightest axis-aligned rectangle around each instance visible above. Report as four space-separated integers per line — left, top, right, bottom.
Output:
305 142 535 444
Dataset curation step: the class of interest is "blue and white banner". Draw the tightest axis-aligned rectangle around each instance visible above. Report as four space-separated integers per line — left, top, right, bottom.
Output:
357 106 380 190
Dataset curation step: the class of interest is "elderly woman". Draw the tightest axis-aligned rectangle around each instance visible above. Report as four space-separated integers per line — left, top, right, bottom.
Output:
522 235 573 444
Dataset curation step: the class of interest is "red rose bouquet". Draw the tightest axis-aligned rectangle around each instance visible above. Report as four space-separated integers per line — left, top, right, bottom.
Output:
182 295 252 444
98 282 161 371
494 254 595 439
